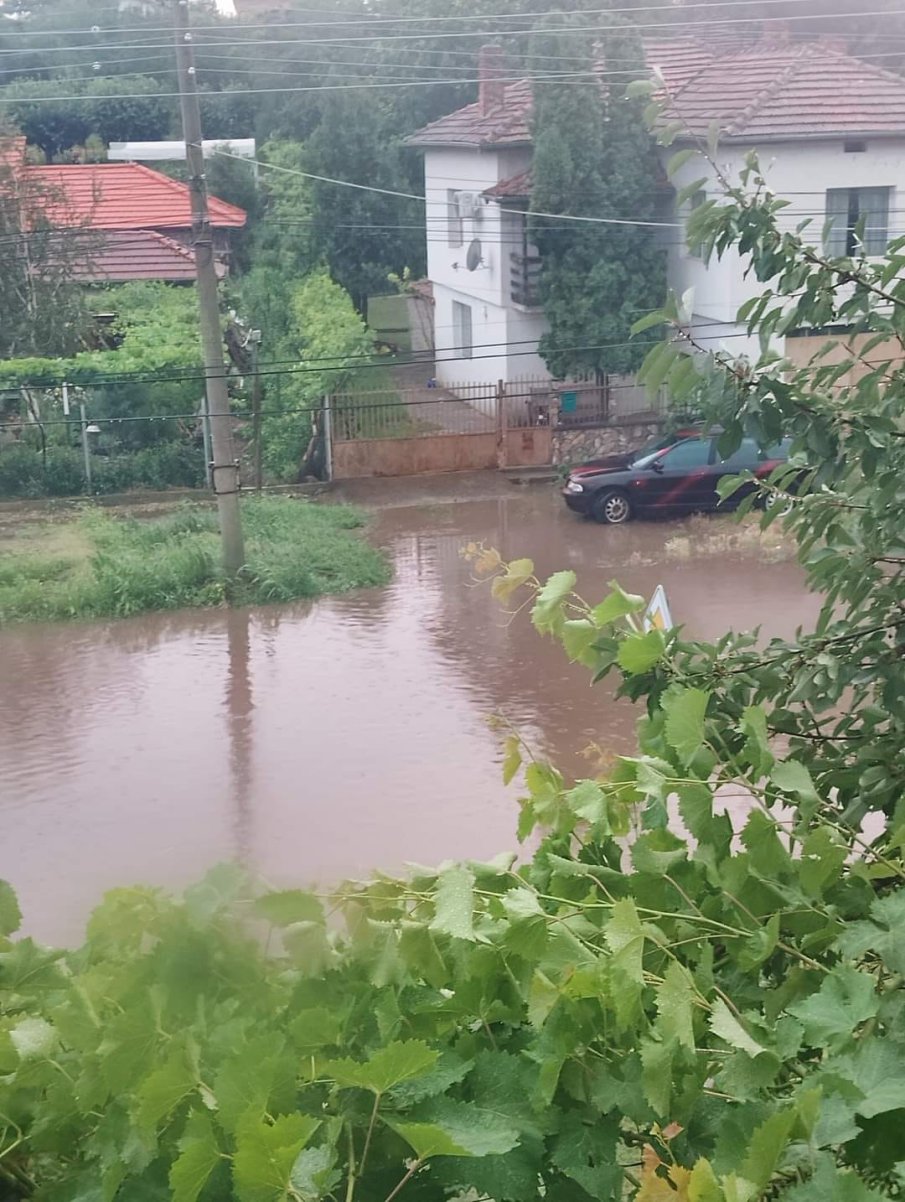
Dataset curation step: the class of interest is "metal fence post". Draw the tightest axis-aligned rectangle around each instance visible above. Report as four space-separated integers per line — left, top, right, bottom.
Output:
79 402 92 493
495 379 508 470
323 394 333 481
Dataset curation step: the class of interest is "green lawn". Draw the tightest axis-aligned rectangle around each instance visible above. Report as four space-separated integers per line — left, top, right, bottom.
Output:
0 496 390 624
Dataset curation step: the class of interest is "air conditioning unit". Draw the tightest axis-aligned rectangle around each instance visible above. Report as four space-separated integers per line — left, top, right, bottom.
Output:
455 191 481 220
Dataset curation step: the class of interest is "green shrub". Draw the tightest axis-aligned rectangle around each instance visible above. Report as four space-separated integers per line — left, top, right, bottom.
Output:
0 443 86 498
0 441 206 498
132 442 205 490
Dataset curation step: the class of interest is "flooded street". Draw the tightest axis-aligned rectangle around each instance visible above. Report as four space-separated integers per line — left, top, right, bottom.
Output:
1 481 819 943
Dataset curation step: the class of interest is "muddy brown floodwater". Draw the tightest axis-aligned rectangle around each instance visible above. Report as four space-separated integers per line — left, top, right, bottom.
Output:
0 480 820 943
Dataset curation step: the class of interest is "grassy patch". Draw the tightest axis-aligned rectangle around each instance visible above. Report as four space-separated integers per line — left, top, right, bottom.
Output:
0 496 390 624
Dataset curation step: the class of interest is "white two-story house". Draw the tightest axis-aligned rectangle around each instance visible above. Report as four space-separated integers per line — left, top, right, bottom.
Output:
407 35 905 388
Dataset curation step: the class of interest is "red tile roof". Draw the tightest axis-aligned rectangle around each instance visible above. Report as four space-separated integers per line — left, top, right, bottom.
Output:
665 44 905 140
62 230 226 283
409 39 905 148
407 78 533 148
483 168 532 200
23 162 246 230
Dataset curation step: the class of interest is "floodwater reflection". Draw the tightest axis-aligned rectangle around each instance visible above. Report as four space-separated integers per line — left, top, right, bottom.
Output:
0 490 818 942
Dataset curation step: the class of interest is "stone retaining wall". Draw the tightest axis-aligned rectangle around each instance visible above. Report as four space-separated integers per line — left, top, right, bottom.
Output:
552 419 665 466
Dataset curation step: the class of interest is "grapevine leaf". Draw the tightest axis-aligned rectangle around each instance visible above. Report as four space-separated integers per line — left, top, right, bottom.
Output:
829 1039 905 1118
254 890 324 927
99 999 161 1093
592 581 646 626
531 570 576 635
0 938 65 991
213 1035 296 1134
617 629 666 675
552 1120 622 1199
289 1007 343 1054
562 619 599 665
321 1040 438 1094
741 1108 796 1190
663 687 710 766
739 706 773 774
169 1111 221 1202
709 998 765 1058
789 966 879 1049
390 1051 472 1105
604 899 645 1029
184 863 246 924
290 1143 341 1201
772 760 821 807
384 1120 473 1159
565 780 609 828
491 557 534 604
655 960 696 1051
430 865 477 942
641 1036 673 1116
782 1154 886 1202
0 880 21 936
10 1016 57 1060
502 736 522 786
386 1100 519 1159
233 1114 320 1202
135 1045 197 1135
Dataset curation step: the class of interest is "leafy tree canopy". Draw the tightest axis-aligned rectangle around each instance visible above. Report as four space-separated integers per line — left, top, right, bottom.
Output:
530 20 666 378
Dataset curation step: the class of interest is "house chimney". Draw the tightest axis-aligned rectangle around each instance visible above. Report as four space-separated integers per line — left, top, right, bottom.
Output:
818 33 847 54
479 45 506 116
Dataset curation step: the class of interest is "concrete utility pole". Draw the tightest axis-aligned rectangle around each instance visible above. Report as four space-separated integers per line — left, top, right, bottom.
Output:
173 0 245 577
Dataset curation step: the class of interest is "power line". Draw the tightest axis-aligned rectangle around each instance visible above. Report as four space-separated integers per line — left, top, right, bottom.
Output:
0 0 862 40
2 9 903 58
0 323 777 393
213 147 685 229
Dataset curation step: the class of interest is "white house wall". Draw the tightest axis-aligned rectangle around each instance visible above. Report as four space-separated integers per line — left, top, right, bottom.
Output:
666 137 903 359
433 282 511 398
424 146 538 387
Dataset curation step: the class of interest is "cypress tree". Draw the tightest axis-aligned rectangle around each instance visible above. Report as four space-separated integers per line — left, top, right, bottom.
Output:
530 19 666 378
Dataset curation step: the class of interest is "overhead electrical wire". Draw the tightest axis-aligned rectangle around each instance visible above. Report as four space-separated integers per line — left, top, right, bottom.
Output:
0 0 868 40
1 6 902 59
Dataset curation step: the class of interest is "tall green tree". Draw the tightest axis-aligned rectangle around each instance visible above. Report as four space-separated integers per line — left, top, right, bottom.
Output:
530 21 665 378
301 90 426 312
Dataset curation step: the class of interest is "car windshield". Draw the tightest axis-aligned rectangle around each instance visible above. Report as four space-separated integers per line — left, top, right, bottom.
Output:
628 435 676 468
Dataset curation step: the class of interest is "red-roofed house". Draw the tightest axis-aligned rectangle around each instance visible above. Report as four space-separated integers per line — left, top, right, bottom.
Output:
407 37 905 387
0 139 246 283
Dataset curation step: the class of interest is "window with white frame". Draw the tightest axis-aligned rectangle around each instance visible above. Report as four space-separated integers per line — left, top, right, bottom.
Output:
825 187 890 256
447 189 463 248
452 300 473 358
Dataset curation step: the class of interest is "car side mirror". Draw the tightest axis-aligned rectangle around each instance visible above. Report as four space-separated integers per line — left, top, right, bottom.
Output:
650 459 665 473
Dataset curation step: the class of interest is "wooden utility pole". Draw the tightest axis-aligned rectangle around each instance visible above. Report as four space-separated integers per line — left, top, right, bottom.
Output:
173 0 244 577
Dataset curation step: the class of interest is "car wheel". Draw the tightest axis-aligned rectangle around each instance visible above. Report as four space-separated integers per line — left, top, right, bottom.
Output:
762 490 792 515
591 489 632 525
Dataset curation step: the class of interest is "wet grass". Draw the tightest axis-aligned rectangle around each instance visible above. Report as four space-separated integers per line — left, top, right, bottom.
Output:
0 496 390 624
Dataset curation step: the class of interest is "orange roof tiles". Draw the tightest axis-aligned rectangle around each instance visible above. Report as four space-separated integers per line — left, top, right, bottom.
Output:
62 230 226 283
22 162 246 230
409 39 905 149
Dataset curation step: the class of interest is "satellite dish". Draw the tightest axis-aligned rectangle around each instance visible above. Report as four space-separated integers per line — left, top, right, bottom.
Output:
465 238 483 272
